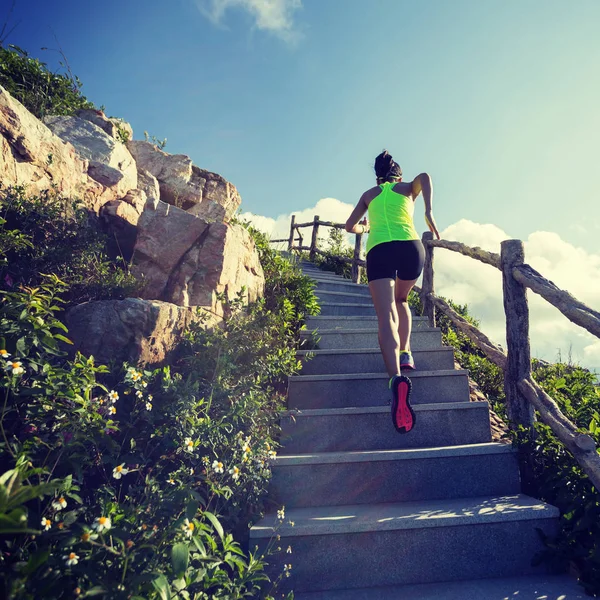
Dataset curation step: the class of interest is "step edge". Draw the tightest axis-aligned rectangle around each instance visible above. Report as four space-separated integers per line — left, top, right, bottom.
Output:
300 328 442 336
297 347 454 357
290 369 469 382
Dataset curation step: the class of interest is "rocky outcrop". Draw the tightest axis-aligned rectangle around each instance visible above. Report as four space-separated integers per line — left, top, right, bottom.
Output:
65 298 212 366
0 85 104 203
75 109 133 142
137 168 160 201
127 141 240 221
44 115 137 200
132 199 264 315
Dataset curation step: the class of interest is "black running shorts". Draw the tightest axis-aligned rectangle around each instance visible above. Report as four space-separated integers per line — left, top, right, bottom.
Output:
366 240 426 282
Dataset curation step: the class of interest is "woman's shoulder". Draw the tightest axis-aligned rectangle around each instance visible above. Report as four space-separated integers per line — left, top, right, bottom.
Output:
361 185 382 206
392 181 414 197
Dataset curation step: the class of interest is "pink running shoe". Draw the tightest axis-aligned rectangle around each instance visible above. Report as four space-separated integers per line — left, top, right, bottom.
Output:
390 375 416 434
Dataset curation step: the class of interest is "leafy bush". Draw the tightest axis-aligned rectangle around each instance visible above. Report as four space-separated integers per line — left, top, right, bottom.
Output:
0 186 140 306
0 45 94 118
0 216 317 598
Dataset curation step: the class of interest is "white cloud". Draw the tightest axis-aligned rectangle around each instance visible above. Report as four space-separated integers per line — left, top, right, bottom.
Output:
196 0 302 41
244 203 600 373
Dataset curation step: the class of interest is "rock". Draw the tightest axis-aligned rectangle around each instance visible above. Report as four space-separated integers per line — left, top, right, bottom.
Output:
99 189 147 261
44 115 137 199
65 298 211 366
132 199 264 316
75 109 133 142
127 140 240 221
137 168 160 201
0 85 104 204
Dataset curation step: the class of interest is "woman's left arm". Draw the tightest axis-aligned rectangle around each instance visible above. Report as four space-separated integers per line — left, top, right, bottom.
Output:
345 194 369 234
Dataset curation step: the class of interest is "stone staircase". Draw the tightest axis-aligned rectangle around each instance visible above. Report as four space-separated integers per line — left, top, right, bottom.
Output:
250 262 585 599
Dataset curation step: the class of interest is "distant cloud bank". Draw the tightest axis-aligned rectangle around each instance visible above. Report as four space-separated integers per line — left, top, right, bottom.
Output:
196 0 303 42
242 201 600 374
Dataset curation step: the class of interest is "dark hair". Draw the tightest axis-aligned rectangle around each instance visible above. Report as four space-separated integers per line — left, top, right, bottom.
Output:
374 150 402 183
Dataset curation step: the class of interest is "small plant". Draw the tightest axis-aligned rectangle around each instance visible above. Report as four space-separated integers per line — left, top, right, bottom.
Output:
144 131 167 150
115 124 130 144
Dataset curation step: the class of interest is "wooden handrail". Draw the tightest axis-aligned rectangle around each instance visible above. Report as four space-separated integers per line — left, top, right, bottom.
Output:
427 239 501 269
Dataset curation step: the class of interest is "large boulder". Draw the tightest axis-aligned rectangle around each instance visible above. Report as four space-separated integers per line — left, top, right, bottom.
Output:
137 167 160 201
65 298 209 366
127 140 240 221
44 115 137 200
0 85 104 204
132 199 264 316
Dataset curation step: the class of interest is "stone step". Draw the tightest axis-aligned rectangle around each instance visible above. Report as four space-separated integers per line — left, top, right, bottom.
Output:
250 494 558 593
313 279 371 295
305 315 429 330
298 347 455 375
302 328 443 350
318 302 381 316
288 371 470 410
294 575 585 600
315 290 374 305
281 401 491 453
271 443 520 508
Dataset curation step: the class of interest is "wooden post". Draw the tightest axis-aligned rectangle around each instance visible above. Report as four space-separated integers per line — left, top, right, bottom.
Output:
421 231 435 327
352 218 366 283
309 215 320 262
501 240 535 431
288 215 296 252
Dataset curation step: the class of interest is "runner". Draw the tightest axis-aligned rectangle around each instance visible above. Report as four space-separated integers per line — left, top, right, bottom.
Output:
345 150 441 432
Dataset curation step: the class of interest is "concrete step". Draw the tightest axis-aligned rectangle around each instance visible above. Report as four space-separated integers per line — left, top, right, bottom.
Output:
298 347 455 375
271 442 520 508
315 290 374 305
294 575 586 600
305 315 429 330
319 302 381 316
281 401 491 453
288 370 470 410
314 279 371 295
302 328 443 350
251 494 559 593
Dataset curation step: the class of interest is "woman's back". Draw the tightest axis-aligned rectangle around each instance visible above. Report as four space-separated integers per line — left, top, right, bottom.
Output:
365 181 419 253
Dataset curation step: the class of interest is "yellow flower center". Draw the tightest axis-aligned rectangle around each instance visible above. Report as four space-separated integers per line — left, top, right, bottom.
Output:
99 517 107 525
187 441 193 447
69 552 76 560
233 467 239 473
44 519 50 525
11 362 19 369
188 522 195 531
59 497 65 503
0 349 7 355
116 466 123 472
81 533 90 542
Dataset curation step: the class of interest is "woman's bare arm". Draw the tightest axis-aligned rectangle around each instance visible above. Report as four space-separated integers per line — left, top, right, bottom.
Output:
412 172 441 239
345 194 369 234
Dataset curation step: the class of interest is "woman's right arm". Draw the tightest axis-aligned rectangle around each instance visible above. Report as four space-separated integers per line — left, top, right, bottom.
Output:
412 172 441 239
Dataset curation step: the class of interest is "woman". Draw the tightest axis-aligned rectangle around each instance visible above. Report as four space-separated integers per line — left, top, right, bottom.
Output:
345 150 441 433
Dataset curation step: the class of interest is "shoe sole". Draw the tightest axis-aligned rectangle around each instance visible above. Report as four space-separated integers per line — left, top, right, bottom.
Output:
391 375 416 434
400 363 416 371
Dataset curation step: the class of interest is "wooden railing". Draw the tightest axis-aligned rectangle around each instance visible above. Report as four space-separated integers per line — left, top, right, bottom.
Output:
272 217 600 488
419 230 600 489
270 214 367 283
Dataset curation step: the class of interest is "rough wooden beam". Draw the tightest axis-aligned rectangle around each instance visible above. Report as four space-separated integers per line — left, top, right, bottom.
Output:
309 215 320 262
421 232 436 326
518 377 600 490
428 294 507 369
427 239 501 269
513 264 600 340
288 215 296 252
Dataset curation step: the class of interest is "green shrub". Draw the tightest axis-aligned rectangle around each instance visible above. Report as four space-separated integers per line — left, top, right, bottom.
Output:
0 218 317 598
0 45 94 118
0 186 140 307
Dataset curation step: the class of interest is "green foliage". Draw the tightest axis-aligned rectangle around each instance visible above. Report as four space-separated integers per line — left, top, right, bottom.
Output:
144 131 167 150
0 225 314 597
0 45 94 118
0 186 140 306
313 228 363 282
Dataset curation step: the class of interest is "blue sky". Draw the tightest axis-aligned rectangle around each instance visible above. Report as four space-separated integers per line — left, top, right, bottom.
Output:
5 0 600 369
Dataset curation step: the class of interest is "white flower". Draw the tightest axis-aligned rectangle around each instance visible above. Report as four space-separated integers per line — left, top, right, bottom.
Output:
5 360 24 375
63 551 79 566
108 390 119 403
80 531 98 542
183 438 194 453
41 517 52 531
284 563 292 577
147 394 153 401
268 450 277 460
212 460 224 474
229 466 240 480
131 371 142 382
135 390 143 398
52 497 67 511
168 477 176 485
277 507 285 521
201 455 210 466
286 545 292 554
108 406 117 415
92 516 112 532
145 402 153 411
182 518 195 538
0 349 10 359
112 464 129 479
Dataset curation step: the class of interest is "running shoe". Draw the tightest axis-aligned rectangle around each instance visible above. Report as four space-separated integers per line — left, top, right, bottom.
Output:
400 351 415 371
390 375 416 434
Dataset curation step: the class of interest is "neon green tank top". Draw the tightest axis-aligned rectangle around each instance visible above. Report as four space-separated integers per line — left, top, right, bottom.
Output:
366 182 419 254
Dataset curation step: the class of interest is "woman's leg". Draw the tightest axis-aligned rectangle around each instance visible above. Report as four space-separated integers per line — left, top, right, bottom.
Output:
368 278 400 377
395 278 418 352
